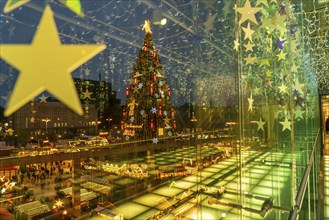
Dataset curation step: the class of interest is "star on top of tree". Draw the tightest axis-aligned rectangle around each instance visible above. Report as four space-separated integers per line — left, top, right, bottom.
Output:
142 20 152 34
39 94 48 103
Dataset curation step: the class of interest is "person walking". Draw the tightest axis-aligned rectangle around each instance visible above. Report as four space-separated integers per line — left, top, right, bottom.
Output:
20 174 24 184
27 170 31 180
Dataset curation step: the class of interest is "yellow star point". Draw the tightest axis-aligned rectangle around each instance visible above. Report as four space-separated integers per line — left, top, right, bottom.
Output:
243 41 255 52
4 0 84 16
248 92 254 111
277 50 287 61
256 0 269 8
259 59 270 67
256 118 266 131
278 84 288 94
279 117 291 132
142 20 152 34
291 63 299 73
294 78 305 95
82 90 93 100
242 22 255 41
244 54 256 65
242 23 255 41
4 0 30 13
265 69 272 77
0 6 106 116
235 0 262 25
234 38 240 51
60 0 85 17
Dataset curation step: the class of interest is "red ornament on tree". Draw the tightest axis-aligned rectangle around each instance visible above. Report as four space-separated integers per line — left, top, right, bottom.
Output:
159 106 162 117
150 119 154 130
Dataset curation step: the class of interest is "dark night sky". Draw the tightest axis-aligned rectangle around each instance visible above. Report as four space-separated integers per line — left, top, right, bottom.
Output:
0 0 236 110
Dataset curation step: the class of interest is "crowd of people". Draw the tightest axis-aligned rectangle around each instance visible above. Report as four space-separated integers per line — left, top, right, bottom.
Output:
15 161 73 190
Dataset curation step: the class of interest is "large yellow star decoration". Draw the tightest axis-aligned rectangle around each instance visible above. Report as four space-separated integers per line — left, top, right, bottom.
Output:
235 0 262 25
4 0 84 17
242 22 255 41
0 6 106 116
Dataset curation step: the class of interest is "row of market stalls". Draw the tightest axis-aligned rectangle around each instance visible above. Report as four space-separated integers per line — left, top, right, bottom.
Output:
16 200 51 220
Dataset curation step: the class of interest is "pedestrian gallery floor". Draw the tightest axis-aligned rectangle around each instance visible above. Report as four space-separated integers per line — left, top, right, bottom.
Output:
93 148 302 220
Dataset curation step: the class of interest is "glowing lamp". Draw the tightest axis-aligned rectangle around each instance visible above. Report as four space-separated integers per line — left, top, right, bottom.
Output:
259 198 273 217
161 18 167 25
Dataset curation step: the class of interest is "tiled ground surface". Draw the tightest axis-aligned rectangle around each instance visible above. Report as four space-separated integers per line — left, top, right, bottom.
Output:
92 149 303 220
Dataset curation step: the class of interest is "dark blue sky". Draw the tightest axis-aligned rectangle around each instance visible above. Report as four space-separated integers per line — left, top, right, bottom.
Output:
0 0 236 109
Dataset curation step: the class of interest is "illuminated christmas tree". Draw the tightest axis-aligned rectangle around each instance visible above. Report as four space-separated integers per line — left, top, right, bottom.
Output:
122 20 176 142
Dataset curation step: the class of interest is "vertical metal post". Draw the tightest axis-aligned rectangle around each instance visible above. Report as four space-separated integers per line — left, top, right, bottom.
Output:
72 159 81 214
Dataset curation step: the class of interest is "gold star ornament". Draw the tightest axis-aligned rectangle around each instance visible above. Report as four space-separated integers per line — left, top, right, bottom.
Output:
3 0 30 13
0 6 106 116
4 0 85 17
235 0 262 25
279 117 291 132
256 118 266 131
242 22 255 41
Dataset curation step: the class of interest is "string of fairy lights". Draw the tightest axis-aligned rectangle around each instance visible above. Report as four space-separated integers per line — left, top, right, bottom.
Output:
301 0 329 93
